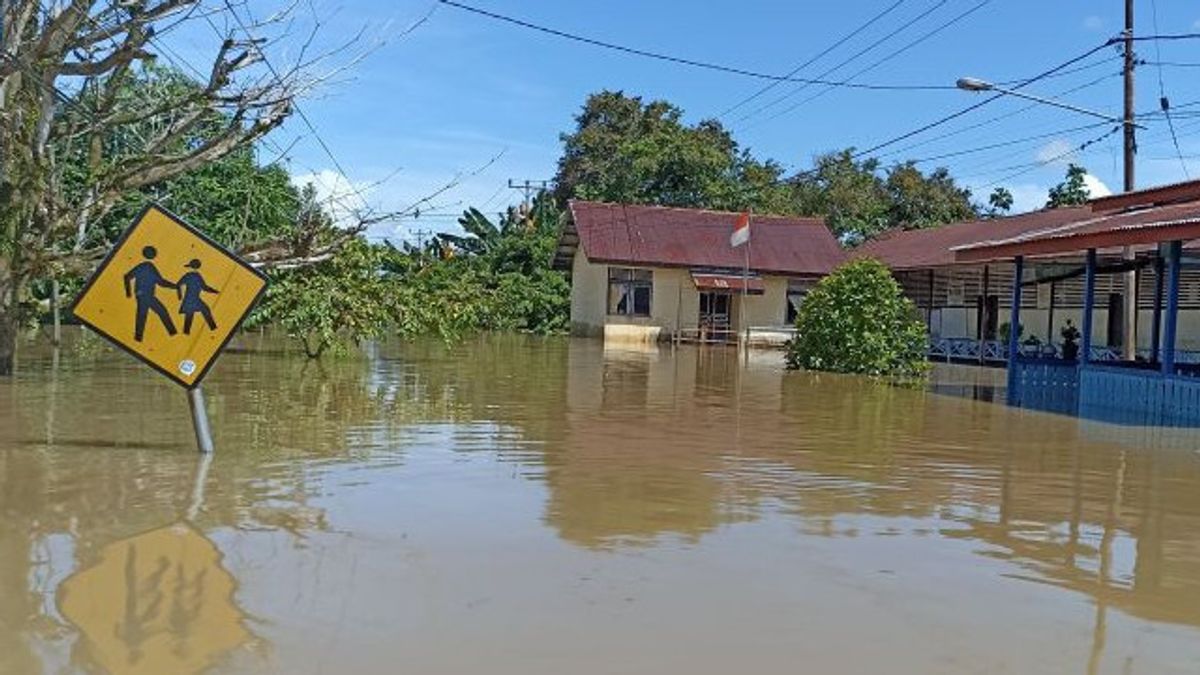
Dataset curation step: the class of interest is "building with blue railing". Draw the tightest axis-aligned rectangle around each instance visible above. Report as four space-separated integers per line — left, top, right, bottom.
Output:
950 181 1200 426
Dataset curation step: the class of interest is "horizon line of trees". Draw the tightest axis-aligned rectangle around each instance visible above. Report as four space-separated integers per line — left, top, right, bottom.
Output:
552 90 1096 245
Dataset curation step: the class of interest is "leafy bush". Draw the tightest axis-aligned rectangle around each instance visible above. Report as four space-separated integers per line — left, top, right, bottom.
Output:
785 258 929 378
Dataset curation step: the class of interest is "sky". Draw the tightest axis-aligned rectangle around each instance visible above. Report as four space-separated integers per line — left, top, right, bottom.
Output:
168 1 1200 242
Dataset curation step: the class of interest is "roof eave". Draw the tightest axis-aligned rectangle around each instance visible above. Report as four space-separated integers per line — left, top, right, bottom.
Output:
954 220 1200 263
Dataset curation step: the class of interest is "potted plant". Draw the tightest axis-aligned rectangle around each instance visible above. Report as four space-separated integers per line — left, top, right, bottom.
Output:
1060 320 1081 361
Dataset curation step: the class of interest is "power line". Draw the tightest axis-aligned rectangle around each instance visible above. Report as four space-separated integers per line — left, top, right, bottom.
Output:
975 125 1122 188
1149 0 1189 178
747 0 995 129
716 0 909 119
735 0 953 125
437 0 957 92
218 0 371 213
792 39 1123 177
877 70 1121 161
901 120 1113 165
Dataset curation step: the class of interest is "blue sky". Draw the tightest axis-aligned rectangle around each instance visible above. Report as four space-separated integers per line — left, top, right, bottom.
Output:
187 1 1200 241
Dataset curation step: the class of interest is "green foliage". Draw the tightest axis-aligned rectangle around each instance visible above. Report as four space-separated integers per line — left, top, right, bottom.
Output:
791 150 978 244
1046 164 1091 208
785 258 929 378
553 90 793 213
987 187 1014 216
884 163 976 229
253 238 396 359
553 92 981 245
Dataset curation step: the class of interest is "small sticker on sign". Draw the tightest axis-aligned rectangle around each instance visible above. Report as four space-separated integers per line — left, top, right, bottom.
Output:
179 360 197 376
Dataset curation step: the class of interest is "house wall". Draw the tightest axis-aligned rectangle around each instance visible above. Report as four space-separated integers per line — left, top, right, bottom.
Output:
569 249 800 344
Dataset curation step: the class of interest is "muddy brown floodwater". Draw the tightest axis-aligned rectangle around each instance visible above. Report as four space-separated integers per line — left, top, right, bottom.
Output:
2 332 1200 674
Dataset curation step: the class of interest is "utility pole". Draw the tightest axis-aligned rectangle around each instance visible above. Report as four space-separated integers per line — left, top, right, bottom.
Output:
507 179 551 214
1121 0 1138 361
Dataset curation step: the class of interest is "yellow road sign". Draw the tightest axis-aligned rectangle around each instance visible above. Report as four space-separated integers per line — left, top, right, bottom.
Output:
72 204 268 388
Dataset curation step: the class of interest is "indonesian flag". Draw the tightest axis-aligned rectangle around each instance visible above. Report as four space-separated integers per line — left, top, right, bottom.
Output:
730 212 750 248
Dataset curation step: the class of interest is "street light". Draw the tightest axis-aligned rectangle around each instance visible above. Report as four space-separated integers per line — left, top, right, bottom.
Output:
955 76 1143 128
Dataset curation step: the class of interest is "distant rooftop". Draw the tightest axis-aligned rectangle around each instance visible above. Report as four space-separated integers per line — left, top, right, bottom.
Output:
862 178 1200 269
557 201 844 277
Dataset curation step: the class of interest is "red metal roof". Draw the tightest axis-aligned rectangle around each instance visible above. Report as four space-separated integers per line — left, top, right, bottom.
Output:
856 206 1092 269
954 200 1200 262
568 201 843 276
1090 178 1200 213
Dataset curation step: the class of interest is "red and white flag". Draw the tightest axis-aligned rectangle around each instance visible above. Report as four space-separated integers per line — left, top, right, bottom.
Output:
730 212 750 248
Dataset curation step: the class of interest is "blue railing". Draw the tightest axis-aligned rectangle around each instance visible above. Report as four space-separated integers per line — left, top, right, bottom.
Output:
1078 363 1200 427
1009 357 1080 415
928 337 1200 365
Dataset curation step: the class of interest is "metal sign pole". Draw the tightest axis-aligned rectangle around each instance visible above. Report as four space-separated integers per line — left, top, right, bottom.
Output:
188 387 214 454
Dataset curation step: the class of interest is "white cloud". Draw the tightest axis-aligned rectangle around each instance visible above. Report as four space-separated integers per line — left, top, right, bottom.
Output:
1036 139 1075 166
1083 15 1104 31
290 169 373 229
1194 19 1200 30
1082 173 1112 198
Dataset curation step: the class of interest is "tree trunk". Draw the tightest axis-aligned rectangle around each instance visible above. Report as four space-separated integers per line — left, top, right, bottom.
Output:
0 306 16 376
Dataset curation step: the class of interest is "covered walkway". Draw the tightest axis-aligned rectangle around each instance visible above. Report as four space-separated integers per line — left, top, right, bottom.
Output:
953 185 1200 426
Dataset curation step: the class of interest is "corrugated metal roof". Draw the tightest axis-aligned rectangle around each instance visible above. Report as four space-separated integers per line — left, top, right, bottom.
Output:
953 200 1200 262
568 201 843 276
856 206 1093 270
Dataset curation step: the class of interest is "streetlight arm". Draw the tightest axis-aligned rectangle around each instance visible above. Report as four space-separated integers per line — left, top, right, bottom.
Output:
956 77 1145 129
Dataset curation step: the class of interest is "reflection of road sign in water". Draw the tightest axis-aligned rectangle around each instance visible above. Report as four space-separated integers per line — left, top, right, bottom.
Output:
72 205 267 388
57 524 253 675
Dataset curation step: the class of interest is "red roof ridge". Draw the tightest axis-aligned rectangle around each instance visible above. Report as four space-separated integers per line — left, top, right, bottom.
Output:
568 199 825 225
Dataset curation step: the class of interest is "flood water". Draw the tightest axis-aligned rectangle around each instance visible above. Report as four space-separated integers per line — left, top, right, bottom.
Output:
2 332 1200 674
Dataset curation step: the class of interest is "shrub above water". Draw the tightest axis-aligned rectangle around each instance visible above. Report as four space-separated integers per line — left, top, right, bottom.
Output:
785 258 929 378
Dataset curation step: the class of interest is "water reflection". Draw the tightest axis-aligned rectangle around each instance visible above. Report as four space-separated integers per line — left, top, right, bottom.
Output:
58 522 251 675
0 332 1199 673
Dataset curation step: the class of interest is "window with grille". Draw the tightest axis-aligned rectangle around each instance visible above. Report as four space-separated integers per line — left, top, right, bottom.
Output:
607 268 653 316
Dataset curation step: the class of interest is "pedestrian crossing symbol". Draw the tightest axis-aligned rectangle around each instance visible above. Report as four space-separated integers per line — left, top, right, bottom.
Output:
72 204 268 388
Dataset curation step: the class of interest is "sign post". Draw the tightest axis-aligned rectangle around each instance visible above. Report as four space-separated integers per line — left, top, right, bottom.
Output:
72 204 268 453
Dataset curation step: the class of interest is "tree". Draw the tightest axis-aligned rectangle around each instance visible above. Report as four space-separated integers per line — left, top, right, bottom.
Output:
553 91 793 213
791 151 890 243
437 192 570 334
0 1 319 374
790 151 977 244
987 187 1014 217
785 258 929 378
884 163 976 229
251 237 395 359
1046 164 1091 208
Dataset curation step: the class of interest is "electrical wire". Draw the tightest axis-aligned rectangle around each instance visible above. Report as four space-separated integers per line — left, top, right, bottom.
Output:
877 70 1121 161
784 39 1122 182
734 0 953 125
971 126 1122 188
716 0 909 118
747 0 994 129
218 0 372 214
1149 0 1189 178
437 0 957 91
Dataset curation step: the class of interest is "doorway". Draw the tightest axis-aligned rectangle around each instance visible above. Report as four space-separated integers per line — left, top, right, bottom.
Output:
1106 293 1124 348
699 291 733 340
977 294 999 340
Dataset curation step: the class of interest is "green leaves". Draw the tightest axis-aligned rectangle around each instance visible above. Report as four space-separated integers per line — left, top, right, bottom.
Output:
1046 164 1091 209
553 90 792 213
785 258 929 379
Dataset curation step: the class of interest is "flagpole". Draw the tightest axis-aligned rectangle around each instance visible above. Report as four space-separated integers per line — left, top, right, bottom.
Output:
742 212 750 348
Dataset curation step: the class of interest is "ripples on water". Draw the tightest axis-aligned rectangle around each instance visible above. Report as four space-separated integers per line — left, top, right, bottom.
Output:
1 331 1199 674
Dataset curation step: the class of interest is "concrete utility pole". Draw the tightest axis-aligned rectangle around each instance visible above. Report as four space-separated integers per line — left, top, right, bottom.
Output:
507 179 551 213
1121 0 1138 361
